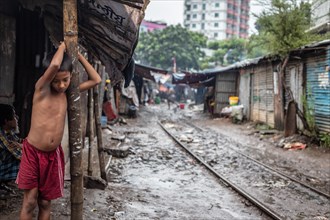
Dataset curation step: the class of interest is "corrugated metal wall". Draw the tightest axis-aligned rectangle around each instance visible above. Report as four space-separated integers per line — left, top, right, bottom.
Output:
285 61 304 130
306 47 330 133
214 71 238 114
251 63 275 127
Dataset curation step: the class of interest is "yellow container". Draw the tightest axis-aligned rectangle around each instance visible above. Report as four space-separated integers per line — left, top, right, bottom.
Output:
229 96 239 106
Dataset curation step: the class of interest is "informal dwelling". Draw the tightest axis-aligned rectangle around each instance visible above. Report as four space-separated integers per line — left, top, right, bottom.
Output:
229 40 330 134
0 0 149 135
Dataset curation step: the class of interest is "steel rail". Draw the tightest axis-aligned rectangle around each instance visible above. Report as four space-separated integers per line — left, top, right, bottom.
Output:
189 121 330 199
159 121 283 220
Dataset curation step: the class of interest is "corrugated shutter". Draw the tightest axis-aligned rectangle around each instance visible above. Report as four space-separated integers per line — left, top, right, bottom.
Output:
306 47 330 133
251 63 275 127
214 72 238 114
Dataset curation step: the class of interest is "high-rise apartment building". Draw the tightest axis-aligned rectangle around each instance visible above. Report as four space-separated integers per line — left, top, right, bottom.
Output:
184 0 250 40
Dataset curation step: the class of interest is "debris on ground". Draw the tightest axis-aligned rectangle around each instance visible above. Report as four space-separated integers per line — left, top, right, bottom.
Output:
83 175 107 190
283 142 307 150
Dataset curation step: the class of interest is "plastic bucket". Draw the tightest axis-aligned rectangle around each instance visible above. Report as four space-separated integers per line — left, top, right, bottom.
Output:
179 103 185 109
229 96 239 106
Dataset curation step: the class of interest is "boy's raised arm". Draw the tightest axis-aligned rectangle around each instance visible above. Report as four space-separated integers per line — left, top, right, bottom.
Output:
78 53 102 92
36 42 66 90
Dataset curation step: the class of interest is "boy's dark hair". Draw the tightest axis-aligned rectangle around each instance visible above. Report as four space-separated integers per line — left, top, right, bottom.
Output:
0 104 15 127
42 51 73 72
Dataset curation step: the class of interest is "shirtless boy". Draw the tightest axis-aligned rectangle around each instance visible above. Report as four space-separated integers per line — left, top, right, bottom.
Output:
16 42 101 220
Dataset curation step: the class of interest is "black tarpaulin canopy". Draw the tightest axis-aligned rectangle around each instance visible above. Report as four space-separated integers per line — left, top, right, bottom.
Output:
172 71 217 87
19 0 149 85
134 63 169 81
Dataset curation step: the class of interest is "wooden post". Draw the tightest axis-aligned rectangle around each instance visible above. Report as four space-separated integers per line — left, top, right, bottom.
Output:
63 0 83 219
87 88 94 176
93 64 107 181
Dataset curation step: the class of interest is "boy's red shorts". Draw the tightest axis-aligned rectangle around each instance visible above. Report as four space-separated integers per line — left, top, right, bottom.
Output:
16 139 65 200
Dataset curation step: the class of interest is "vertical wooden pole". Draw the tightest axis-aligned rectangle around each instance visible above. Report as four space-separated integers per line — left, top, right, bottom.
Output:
98 65 106 117
87 88 94 176
93 64 107 181
63 0 83 219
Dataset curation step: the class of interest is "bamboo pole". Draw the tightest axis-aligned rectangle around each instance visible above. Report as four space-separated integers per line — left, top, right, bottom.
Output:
63 0 84 219
93 64 107 181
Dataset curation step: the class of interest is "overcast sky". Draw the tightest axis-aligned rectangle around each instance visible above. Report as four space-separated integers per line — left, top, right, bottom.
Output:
144 0 263 35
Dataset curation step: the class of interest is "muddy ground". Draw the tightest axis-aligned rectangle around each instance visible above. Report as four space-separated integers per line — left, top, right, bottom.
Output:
0 103 329 219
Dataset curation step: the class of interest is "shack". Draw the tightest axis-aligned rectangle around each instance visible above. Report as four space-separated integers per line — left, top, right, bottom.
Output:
0 0 149 135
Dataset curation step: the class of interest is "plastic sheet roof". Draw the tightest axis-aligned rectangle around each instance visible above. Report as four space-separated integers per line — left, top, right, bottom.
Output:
20 0 149 84
134 63 169 81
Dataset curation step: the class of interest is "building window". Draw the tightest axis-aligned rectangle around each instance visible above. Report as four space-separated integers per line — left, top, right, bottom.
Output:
214 23 219 27
186 5 191 11
193 14 197 19
215 3 220 7
193 4 197 9
202 3 206 10
202 13 205 20
215 13 219 18
192 24 196 28
201 23 205 29
214 33 218 37
187 15 191 20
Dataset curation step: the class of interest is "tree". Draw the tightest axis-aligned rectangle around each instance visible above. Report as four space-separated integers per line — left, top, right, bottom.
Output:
135 25 207 71
246 35 268 59
252 0 320 56
207 38 247 66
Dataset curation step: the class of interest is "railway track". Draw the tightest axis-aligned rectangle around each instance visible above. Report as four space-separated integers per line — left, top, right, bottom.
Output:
182 119 330 199
159 120 330 220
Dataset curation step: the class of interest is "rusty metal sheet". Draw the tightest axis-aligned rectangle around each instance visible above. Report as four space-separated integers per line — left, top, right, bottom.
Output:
19 0 149 85
284 100 297 137
251 63 275 127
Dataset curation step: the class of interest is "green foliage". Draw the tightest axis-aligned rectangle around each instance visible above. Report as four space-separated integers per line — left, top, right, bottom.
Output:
302 84 330 148
252 0 323 57
207 38 247 66
246 34 268 58
319 133 330 148
134 25 207 71
302 88 317 137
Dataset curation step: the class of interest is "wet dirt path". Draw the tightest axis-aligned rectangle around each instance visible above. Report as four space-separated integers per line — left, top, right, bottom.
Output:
1 103 329 219
160 119 330 219
102 106 270 219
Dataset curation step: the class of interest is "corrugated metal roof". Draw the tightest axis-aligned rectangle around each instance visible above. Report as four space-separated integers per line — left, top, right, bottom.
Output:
205 40 330 75
298 39 330 49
